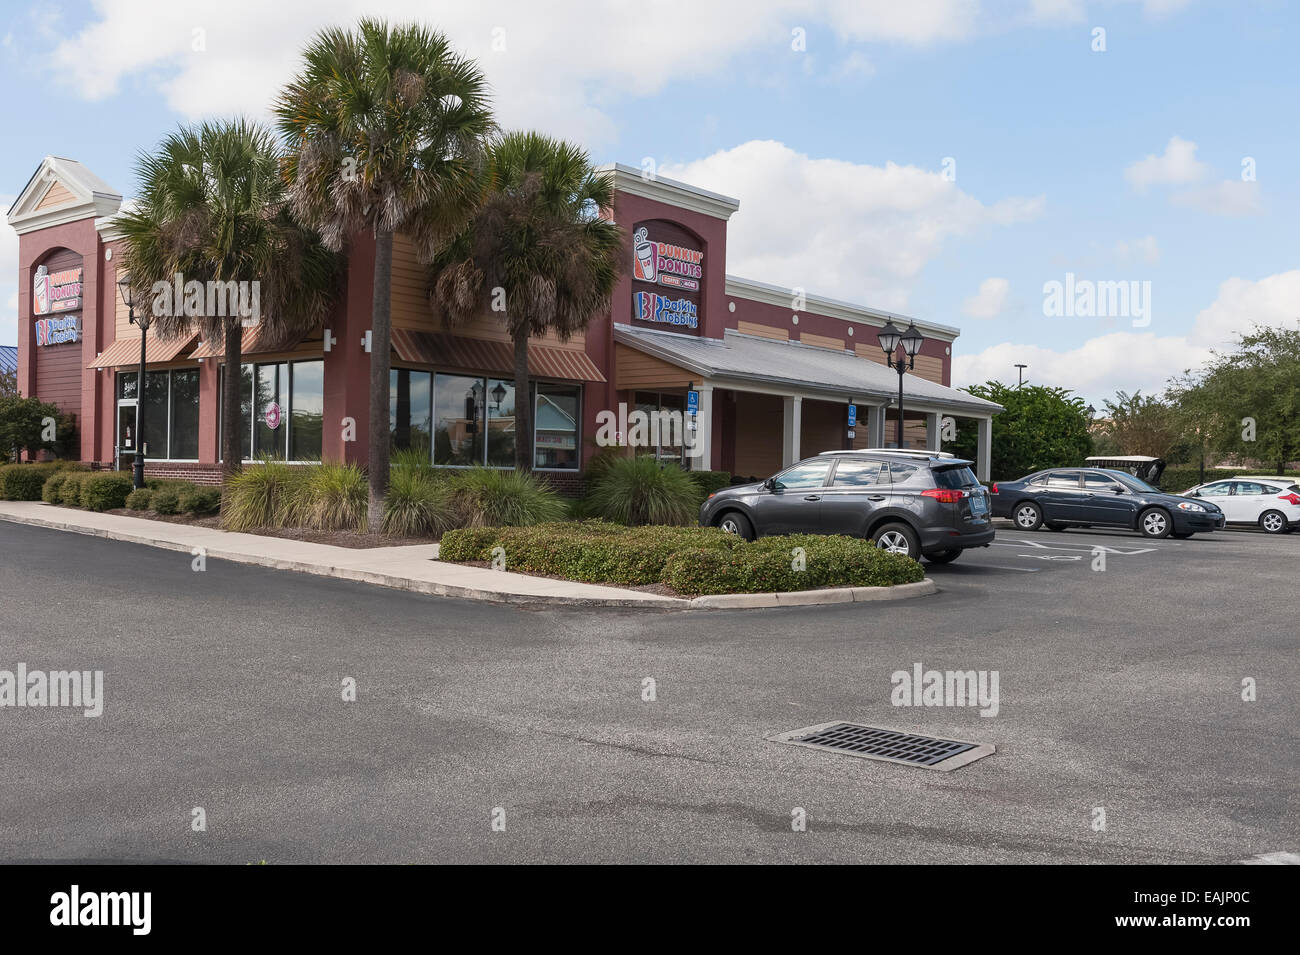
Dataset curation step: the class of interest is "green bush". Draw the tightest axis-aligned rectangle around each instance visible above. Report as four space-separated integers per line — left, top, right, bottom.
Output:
584 456 702 525
447 467 566 527
1157 467 1300 494
686 470 732 498
42 470 70 503
281 463 367 531
662 534 925 596
79 473 134 512
439 522 923 594
59 471 89 506
179 486 222 516
152 485 183 515
124 487 154 510
382 465 455 536
221 458 303 530
0 462 61 500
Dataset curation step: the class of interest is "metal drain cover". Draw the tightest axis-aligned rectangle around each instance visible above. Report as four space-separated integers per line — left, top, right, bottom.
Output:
770 721 994 771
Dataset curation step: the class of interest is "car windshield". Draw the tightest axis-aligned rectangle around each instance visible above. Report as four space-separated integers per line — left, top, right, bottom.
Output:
1110 471 1158 493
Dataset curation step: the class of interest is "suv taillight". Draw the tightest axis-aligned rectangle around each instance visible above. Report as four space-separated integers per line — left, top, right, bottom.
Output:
990 483 999 494
922 488 966 504
1280 493 1300 506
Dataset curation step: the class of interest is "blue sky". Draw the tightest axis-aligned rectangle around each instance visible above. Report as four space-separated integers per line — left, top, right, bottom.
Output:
4 0 1298 407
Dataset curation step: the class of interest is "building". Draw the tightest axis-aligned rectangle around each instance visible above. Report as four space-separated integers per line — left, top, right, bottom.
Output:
7 156 1000 488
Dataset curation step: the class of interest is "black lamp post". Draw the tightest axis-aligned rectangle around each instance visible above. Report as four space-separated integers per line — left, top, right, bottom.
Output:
117 274 148 489
879 319 924 448
490 381 507 413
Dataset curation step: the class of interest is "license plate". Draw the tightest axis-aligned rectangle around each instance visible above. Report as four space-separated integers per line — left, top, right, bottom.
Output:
969 492 988 516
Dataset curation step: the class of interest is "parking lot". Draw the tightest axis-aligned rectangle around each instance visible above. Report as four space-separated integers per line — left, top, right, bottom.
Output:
1 519 1296 864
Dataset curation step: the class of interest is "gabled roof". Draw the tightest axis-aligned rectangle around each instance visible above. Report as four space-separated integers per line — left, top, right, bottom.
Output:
7 156 123 235
0 345 17 376
614 323 1002 415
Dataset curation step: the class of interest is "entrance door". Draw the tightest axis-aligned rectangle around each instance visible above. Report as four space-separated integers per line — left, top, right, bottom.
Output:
117 401 138 471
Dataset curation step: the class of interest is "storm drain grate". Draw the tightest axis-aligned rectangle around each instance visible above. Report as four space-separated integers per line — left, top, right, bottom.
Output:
769 721 995 771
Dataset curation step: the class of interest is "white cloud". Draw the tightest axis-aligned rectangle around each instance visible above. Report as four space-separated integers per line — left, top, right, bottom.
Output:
963 277 1010 318
1170 179 1263 217
660 141 1043 309
1124 136 1208 193
954 270 1300 401
833 50 876 81
1114 235 1160 265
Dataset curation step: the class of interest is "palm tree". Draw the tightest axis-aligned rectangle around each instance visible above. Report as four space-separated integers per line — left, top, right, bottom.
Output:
275 18 494 526
428 132 624 471
116 119 340 477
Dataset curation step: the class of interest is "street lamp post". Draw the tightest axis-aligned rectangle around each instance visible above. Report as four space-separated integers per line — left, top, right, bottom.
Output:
117 275 148 490
878 319 925 449
1015 363 1028 388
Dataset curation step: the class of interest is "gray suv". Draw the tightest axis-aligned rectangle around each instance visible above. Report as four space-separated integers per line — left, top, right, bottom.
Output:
699 450 995 563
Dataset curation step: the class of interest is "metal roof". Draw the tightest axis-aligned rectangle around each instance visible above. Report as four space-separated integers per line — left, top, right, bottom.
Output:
613 324 1002 415
0 346 16 376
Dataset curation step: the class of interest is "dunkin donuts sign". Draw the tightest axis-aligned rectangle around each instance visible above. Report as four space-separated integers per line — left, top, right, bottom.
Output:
33 264 83 315
632 226 703 292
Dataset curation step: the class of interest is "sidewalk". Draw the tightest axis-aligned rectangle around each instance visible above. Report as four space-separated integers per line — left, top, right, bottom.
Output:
0 501 936 610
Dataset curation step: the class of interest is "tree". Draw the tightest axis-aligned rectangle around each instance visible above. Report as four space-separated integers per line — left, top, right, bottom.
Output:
0 395 76 462
276 19 494 524
1167 323 1300 473
0 366 16 399
1097 390 1194 462
428 131 623 471
945 381 1093 480
116 120 339 477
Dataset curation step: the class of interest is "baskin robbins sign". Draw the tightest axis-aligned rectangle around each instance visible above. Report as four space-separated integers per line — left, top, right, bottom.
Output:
33 264 83 315
630 221 705 334
35 315 81 346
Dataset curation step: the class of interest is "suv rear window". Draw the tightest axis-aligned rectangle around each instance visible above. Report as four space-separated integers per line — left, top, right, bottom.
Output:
933 465 979 489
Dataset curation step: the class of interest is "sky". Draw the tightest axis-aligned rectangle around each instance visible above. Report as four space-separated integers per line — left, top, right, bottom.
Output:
2 0 1298 408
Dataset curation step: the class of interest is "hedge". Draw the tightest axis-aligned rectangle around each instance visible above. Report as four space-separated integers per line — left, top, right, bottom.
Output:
79 474 133 511
1157 467 1300 494
179 486 222 516
124 488 154 511
0 463 62 501
686 470 732 498
59 472 89 506
152 485 184 515
439 521 924 595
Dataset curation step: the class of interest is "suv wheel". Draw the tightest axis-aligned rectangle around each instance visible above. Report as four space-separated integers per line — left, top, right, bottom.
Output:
1138 507 1172 538
716 511 755 541
1259 509 1288 534
1013 501 1043 531
872 522 920 559
923 548 961 564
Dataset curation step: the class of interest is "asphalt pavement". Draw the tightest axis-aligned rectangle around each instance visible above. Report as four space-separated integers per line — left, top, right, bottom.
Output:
1 519 1295 864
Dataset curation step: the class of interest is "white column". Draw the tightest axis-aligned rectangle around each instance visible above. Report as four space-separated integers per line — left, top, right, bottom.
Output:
925 411 940 451
976 416 993 482
689 383 713 471
865 404 884 448
782 395 802 467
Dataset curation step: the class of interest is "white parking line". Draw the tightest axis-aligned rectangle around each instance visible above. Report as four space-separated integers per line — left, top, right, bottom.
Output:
992 539 1157 556
1237 851 1300 865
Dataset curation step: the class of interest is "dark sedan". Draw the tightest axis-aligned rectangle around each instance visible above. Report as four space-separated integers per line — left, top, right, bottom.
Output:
990 467 1225 539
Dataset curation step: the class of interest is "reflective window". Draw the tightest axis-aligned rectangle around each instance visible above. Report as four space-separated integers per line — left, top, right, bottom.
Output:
140 371 170 460
116 368 200 460
486 378 516 468
1198 482 1233 497
1047 471 1081 488
169 369 200 459
254 362 288 457
434 373 484 466
889 462 920 483
390 369 433 458
535 384 579 470
775 461 832 489
1233 482 1268 496
934 466 979 489
290 361 323 461
832 459 887 487
1083 472 1121 490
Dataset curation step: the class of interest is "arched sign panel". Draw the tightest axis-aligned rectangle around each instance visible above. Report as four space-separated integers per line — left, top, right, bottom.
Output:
630 219 704 336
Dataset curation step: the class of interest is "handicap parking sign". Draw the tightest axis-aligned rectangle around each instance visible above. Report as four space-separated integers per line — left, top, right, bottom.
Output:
687 390 699 415
847 404 857 428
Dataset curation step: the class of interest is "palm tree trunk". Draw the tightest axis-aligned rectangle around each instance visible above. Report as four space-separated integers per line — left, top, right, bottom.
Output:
513 330 532 472
221 321 243 479
368 229 394 529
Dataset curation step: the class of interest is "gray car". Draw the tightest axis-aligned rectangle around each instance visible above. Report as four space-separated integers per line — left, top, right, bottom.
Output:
698 450 995 563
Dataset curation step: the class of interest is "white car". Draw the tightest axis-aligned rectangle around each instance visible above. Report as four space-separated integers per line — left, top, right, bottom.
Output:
1182 476 1300 534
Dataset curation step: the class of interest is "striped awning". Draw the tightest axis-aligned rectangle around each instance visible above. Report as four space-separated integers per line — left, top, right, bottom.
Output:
190 324 300 359
87 333 196 369
391 328 605 382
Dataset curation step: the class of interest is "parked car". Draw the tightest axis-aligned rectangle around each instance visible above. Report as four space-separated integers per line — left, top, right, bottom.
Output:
699 449 995 563
1180 476 1300 534
990 467 1225 538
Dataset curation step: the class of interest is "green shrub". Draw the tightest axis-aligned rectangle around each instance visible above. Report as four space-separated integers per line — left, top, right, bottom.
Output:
124 487 154 511
382 465 455 536
179 486 222 516
0 463 61 501
152 485 183 515
42 470 70 503
1157 466 1300 494
447 467 566 527
661 534 925 596
686 470 732 498
281 463 367 531
59 471 89 506
585 455 702 525
79 473 134 512
221 458 303 530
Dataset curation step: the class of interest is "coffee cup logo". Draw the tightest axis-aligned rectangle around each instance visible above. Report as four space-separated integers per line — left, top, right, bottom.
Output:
33 265 51 316
633 227 657 283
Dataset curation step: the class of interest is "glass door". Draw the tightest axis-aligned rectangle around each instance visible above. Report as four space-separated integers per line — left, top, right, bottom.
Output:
117 400 138 471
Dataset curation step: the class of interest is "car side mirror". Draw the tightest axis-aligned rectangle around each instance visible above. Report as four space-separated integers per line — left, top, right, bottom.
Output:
763 477 778 491
1112 486 1126 494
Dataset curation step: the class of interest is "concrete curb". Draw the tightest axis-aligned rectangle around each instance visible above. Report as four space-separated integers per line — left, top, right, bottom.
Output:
0 509 938 611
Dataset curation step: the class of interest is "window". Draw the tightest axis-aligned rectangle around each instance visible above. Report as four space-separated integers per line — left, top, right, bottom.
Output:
889 462 920 483
433 373 485 466
1083 472 1120 491
934 466 979 489
219 359 324 462
1047 471 1081 488
115 368 201 460
535 384 579 470
254 362 288 458
290 361 323 461
774 460 832 489
1233 482 1268 496
832 459 887 487
632 390 689 465
390 369 432 457
1198 482 1232 497
486 378 516 467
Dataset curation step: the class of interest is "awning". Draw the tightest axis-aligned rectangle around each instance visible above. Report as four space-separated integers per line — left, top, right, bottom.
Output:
612 323 1002 415
87 333 196 368
391 328 605 382
190 324 300 359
